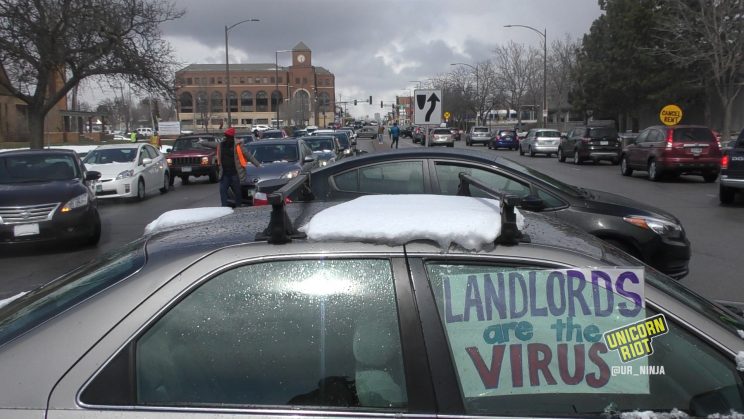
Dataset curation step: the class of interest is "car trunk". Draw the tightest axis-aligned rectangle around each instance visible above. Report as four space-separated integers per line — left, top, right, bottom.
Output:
669 127 719 158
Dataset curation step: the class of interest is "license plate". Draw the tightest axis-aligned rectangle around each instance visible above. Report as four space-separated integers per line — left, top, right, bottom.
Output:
691 147 702 155
181 166 192 173
95 184 102 192
13 223 39 237
600 141 608 145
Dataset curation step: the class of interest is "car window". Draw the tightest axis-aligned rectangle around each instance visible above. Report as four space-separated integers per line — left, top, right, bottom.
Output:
673 127 715 143
535 188 566 209
433 129 451 135
84 148 137 164
589 127 618 138
133 259 407 409
474 127 489 133
0 153 79 183
434 163 531 199
172 137 216 151
247 143 299 163
305 137 336 152
536 131 561 138
333 161 425 194
425 263 744 417
635 130 650 144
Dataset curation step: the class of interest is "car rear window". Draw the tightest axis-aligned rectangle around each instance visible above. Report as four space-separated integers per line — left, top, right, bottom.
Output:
499 131 516 136
588 127 617 138
672 127 715 143
536 131 560 138
433 129 451 134
474 127 489 133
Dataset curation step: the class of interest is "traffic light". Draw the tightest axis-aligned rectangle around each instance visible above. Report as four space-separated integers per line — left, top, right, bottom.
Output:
368 96 372 105
354 99 357 106
391 104 394 111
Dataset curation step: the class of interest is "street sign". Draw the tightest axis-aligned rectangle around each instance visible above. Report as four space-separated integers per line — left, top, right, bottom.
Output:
414 89 442 125
158 121 181 136
660 104 682 126
444 111 451 121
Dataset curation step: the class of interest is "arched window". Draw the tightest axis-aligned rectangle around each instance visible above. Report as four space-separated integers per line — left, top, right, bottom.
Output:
211 91 223 113
240 91 253 112
256 91 269 112
227 91 238 113
271 90 283 112
294 90 310 112
179 92 193 113
318 92 330 112
196 91 208 114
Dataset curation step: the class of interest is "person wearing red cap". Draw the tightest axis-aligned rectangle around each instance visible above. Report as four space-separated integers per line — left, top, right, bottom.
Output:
217 127 260 207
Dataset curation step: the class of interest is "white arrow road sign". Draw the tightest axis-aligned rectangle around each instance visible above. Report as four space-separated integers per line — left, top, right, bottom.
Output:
414 89 442 125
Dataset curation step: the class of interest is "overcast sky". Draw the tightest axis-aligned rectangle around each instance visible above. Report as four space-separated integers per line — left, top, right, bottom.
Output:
82 0 602 119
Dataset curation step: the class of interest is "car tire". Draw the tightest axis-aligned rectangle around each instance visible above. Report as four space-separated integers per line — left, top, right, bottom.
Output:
84 211 101 246
159 173 169 194
168 173 175 187
647 159 661 181
620 156 633 176
610 157 620 165
703 172 718 183
558 148 566 162
573 149 582 165
181 175 190 185
720 184 736 204
529 146 535 157
209 169 219 183
136 177 146 201
519 145 524 155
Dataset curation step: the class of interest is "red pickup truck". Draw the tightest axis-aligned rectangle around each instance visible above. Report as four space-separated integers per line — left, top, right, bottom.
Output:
166 134 220 186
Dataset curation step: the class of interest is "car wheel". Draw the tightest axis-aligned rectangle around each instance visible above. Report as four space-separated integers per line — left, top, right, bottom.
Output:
573 149 582 165
136 177 146 201
84 210 101 246
720 184 736 204
209 169 219 183
620 155 633 176
181 175 190 185
529 146 535 157
558 148 566 162
610 157 620 165
518 145 524 155
159 173 169 194
168 172 175 187
647 159 661 181
703 172 718 183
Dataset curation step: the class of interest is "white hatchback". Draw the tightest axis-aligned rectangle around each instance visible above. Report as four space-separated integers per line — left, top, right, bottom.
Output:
83 143 170 201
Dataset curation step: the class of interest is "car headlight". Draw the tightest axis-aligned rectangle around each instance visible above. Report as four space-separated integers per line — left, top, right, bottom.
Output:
201 156 209 165
166 158 172 165
281 170 300 179
320 160 328 166
61 192 89 213
344 149 352 155
623 216 683 238
116 169 134 180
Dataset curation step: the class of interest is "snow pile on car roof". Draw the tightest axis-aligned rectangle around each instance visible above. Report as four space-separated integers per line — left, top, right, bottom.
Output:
144 207 234 235
300 194 524 251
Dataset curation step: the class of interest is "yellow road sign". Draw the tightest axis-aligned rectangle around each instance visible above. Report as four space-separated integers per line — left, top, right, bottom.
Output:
660 104 682 126
444 111 450 120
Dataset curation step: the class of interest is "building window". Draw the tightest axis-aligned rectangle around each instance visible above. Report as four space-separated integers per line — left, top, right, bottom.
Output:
256 91 269 112
271 90 283 112
270 77 275 84
255 78 261 84
196 91 208 114
263 77 269 84
240 118 253 125
186 78 192 85
239 77 245 84
210 77 215 84
278 77 282 83
179 92 193 113
317 92 330 112
240 91 253 112
295 78 300 85
210 91 223 113
228 91 238 113
302 77 307 85
217 77 222 84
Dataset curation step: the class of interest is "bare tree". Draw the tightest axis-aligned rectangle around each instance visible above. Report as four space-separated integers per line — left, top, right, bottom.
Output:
657 0 744 137
493 42 542 128
0 0 184 148
548 34 580 124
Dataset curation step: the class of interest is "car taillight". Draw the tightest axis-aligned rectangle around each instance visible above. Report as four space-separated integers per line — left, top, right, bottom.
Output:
722 155 729 169
253 192 268 206
666 129 674 149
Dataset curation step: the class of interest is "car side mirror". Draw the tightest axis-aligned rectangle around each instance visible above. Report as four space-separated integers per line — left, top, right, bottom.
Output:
164 147 172 153
141 157 152 166
351 139 357 146
520 195 545 212
303 155 316 163
86 171 101 181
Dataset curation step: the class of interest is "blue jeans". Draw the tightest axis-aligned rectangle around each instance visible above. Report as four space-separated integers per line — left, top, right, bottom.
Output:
219 172 243 207
391 135 399 148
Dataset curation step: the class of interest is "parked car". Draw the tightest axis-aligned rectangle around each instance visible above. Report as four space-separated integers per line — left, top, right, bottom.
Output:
235 132 257 144
719 129 744 204
428 128 455 147
519 128 561 157
164 134 220 185
451 128 462 141
329 131 355 156
336 127 357 140
559 125 621 165
135 127 153 139
301 135 340 167
355 126 378 139
0 149 101 245
252 124 270 132
412 126 426 144
488 129 518 150
305 125 319 134
0 186 742 418
239 139 319 201
465 126 493 146
620 125 722 182
259 148 691 278
400 125 413 138
260 129 288 139
83 143 169 201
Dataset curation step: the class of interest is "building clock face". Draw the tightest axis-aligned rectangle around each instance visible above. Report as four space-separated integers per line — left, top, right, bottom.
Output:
297 54 306 63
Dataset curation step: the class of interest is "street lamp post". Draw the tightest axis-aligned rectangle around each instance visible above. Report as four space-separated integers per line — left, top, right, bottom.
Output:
225 18 259 129
275 49 292 128
451 62 478 128
504 24 547 128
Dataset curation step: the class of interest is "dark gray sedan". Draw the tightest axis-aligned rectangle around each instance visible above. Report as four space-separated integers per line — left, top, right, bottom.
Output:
239 139 318 200
301 135 340 167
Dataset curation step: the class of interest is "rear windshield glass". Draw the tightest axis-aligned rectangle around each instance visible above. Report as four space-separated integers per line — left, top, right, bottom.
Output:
0 240 146 346
433 129 451 134
498 131 516 136
262 131 284 138
673 127 715 143
536 131 561 138
474 127 489 133
588 127 618 138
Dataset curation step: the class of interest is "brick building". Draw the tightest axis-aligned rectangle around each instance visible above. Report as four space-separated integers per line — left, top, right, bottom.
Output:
175 42 335 131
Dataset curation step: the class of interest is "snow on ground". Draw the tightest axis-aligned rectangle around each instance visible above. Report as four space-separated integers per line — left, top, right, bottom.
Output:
144 207 234 235
300 194 525 251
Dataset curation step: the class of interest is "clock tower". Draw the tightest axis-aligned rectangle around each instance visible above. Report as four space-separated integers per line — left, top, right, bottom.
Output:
292 41 311 68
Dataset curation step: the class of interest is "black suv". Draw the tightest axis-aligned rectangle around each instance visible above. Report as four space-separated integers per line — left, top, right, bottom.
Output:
559 125 621 165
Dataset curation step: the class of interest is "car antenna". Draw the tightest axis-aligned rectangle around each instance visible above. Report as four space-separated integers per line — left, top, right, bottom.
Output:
256 172 312 244
456 172 528 245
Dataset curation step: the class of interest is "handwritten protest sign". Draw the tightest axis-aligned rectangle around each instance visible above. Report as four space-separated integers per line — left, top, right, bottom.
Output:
439 268 648 396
